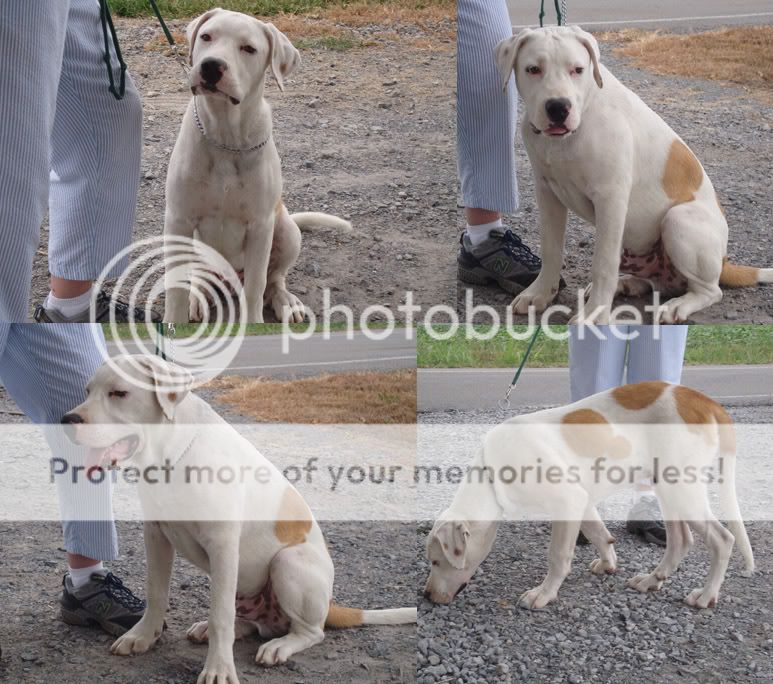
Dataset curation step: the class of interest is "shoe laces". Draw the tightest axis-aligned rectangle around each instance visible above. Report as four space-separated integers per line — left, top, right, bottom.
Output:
96 290 154 323
100 572 146 612
500 230 542 270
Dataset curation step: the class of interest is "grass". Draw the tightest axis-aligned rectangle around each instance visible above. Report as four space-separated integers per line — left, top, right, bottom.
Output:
208 369 416 422
599 27 773 101
417 325 773 368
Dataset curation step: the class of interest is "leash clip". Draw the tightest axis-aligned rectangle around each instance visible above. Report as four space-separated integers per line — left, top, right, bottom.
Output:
498 384 515 411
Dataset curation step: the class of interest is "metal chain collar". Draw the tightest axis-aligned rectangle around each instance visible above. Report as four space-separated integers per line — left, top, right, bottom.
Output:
192 97 272 154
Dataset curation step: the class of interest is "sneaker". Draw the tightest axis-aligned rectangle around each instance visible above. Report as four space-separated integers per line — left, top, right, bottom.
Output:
458 229 545 295
626 496 667 547
60 571 145 636
34 289 161 323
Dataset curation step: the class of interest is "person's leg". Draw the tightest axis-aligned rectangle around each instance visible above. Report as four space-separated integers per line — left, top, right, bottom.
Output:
0 1 70 321
456 0 542 292
43 0 143 321
568 326 629 402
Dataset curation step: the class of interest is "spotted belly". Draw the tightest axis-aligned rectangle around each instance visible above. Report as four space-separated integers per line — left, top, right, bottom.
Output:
235 579 290 638
619 239 687 294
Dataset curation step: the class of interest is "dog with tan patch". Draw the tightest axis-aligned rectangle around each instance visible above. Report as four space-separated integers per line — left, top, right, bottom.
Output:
62 356 415 684
424 381 754 610
494 26 773 323
164 8 352 324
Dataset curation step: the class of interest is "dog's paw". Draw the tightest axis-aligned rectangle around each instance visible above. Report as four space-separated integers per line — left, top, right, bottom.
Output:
656 296 699 324
256 637 296 666
189 294 207 323
627 573 665 593
569 302 611 325
616 275 653 298
271 290 306 324
684 586 719 609
511 287 556 315
518 584 558 610
110 623 162 656
589 558 617 575
196 656 240 684
187 620 209 643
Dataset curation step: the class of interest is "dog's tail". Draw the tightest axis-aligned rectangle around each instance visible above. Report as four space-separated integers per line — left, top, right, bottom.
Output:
719 259 773 288
716 414 755 577
325 602 417 628
290 212 352 233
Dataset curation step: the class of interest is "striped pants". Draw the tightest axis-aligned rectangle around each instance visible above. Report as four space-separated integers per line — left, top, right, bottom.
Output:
569 325 689 401
0 0 142 321
457 0 518 214
0 324 117 561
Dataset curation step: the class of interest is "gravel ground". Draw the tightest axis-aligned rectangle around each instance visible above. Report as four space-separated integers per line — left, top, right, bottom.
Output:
416 404 773 683
30 17 456 320
459 37 773 324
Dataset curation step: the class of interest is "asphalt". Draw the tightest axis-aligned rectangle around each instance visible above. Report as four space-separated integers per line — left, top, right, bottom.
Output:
418 365 773 412
508 0 773 30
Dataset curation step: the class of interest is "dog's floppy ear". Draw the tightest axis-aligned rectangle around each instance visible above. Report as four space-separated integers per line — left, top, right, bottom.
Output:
259 21 300 91
433 520 471 570
137 357 194 421
571 26 603 88
186 7 223 66
494 28 534 91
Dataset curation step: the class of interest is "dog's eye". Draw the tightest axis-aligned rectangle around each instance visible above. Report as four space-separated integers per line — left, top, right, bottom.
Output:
573 66 584 75
431 560 439 566
526 65 541 75
200 33 212 42
241 45 256 54
108 390 128 399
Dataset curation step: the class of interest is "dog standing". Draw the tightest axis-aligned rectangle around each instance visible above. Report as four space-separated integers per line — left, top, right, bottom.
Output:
494 26 772 323
164 8 351 324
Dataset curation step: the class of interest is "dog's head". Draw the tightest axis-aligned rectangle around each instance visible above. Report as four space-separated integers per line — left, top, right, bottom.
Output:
187 8 300 105
495 25 602 138
61 355 193 468
423 513 498 604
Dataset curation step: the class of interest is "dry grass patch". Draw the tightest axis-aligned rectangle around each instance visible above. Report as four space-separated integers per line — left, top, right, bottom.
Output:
599 27 773 100
207 369 416 423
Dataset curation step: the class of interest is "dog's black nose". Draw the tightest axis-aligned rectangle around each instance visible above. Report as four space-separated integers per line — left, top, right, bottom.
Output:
61 413 84 425
200 58 227 85
545 97 571 124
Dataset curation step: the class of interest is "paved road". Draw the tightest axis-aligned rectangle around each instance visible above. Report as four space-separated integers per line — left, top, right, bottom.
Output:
107 330 416 379
508 0 773 30
418 365 773 411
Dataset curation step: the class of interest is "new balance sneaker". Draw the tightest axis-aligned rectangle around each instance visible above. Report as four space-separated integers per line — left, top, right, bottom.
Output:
626 496 667 547
34 289 161 323
458 229 543 294
60 571 145 636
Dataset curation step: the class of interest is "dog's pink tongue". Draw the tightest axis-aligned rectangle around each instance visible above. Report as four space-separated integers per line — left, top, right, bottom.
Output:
546 124 567 135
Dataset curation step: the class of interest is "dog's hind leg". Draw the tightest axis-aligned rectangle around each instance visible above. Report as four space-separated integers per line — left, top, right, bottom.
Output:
256 542 332 666
627 519 693 593
684 516 735 608
187 617 258 643
582 506 618 576
265 207 305 323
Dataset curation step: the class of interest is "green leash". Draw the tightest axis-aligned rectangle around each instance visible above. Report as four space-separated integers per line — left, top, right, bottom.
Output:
498 327 542 410
539 0 567 27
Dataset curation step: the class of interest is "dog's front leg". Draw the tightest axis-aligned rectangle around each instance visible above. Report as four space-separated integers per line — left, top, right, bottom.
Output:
198 539 241 684
511 179 567 314
164 212 194 323
111 522 174 656
241 218 274 323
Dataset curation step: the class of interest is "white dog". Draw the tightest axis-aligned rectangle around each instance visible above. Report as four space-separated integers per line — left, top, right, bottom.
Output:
494 26 772 323
164 8 352 324
63 356 415 684
424 382 754 610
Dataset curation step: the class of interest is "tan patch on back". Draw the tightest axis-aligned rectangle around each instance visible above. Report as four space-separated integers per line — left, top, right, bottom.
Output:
274 487 312 545
612 382 668 410
673 385 735 452
326 603 364 628
561 409 631 460
662 139 703 204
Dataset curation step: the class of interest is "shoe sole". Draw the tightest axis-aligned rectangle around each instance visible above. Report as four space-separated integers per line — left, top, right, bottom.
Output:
61 607 128 637
457 264 526 296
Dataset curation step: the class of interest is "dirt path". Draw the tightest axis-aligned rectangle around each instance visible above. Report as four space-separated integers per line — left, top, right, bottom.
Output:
31 17 457 321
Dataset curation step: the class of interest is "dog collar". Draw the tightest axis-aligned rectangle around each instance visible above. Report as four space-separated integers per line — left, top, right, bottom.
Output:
193 97 271 154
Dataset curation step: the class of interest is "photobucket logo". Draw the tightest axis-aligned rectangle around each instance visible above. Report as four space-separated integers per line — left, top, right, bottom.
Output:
281 287 667 352
89 236 246 391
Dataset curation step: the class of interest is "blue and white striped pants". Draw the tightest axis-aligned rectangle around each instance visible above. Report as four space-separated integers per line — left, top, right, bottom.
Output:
0 324 117 561
457 0 518 214
569 325 689 401
0 0 142 321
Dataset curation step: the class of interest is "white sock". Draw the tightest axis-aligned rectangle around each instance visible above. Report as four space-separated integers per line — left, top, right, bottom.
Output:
45 287 93 318
68 562 104 589
465 219 503 246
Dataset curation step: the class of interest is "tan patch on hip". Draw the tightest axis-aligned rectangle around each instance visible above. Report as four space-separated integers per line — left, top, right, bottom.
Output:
561 409 631 459
275 487 312 545
673 385 735 452
662 139 703 204
611 381 668 410
275 199 284 218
